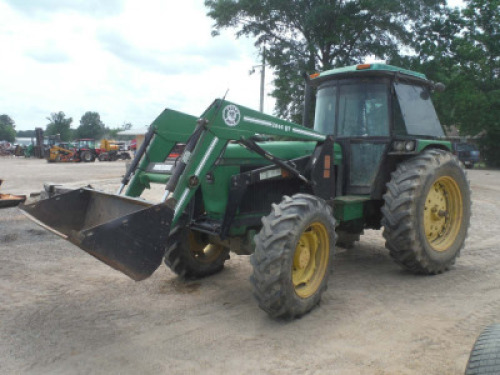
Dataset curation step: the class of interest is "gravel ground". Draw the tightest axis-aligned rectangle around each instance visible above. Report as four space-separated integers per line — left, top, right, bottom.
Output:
1 157 499 375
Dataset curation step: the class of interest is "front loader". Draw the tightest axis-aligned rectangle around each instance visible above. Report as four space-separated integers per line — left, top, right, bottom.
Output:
47 143 78 162
21 64 471 319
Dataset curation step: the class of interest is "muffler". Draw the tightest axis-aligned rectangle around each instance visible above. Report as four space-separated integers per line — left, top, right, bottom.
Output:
20 188 173 281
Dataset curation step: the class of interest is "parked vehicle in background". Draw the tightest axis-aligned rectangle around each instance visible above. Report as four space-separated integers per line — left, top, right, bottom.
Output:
97 139 131 161
47 142 79 162
74 139 98 162
453 142 480 169
0 141 14 156
43 135 61 158
44 138 98 162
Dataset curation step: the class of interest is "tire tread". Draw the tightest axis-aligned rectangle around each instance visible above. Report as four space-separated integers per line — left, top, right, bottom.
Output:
381 149 471 274
250 194 336 319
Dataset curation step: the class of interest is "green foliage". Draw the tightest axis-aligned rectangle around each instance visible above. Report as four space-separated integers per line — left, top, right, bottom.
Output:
206 0 446 124
0 114 16 142
76 111 105 139
479 130 500 167
390 0 499 165
45 112 73 141
104 122 134 140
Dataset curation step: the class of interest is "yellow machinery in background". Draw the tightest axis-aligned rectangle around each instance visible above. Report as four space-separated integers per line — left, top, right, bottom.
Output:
47 143 78 162
100 139 121 152
97 139 131 161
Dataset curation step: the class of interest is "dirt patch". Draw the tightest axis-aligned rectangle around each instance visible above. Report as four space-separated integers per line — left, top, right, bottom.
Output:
1 159 499 374
3 232 18 242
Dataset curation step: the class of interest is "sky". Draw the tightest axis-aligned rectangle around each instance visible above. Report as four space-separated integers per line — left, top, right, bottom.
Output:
0 0 271 131
1 0 464 132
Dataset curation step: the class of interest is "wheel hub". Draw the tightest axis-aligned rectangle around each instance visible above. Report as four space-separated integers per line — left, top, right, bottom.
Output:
292 222 330 298
188 232 224 264
423 176 463 252
294 241 311 269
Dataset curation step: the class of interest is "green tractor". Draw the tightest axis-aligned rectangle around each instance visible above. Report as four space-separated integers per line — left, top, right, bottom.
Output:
21 64 470 319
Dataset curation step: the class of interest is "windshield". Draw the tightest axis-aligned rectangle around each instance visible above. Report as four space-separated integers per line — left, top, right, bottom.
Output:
394 83 444 137
78 140 95 148
314 81 389 137
456 143 478 152
314 86 337 135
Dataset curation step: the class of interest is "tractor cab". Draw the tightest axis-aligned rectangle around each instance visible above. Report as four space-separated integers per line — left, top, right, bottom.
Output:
75 138 96 149
311 63 445 196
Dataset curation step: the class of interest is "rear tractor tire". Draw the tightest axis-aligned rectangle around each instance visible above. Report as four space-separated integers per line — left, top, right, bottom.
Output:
251 194 336 319
164 226 230 279
382 149 471 274
465 324 500 375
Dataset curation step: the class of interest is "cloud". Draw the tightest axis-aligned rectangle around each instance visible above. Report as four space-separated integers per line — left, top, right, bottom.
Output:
4 0 124 18
25 46 71 64
179 41 242 66
97 30 243 76
97 31 194 75
0 0 272 131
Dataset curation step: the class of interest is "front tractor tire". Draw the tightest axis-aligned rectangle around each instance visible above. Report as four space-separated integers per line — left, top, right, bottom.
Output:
382 149 471 274
164 226 230 279
81 151 94 162
251 194 336 319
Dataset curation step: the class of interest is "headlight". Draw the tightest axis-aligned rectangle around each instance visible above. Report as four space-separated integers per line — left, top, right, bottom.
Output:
405 141 416 151
393 141 405 151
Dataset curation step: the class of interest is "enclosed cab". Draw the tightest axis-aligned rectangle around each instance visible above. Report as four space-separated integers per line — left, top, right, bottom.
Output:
311 63 448 196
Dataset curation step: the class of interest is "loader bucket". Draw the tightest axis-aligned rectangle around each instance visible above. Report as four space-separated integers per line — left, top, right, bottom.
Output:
20 188 173 281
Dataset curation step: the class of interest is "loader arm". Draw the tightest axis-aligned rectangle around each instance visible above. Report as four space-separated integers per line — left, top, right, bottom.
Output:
21 99 325 281
125 109 198 197
162 99 326 227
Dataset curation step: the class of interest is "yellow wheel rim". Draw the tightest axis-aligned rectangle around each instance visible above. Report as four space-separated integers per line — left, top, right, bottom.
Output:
188 232 224 264
423 176 463 252
292 222 330 298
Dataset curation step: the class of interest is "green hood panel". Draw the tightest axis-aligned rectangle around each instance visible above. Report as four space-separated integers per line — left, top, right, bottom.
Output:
220 141 342 166
202 140 343 218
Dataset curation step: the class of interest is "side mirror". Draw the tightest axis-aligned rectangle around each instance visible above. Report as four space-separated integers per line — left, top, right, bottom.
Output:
302 72 313 128
434 82 446 92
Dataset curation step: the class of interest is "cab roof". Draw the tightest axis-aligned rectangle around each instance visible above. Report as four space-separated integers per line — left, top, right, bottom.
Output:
310 63 428 85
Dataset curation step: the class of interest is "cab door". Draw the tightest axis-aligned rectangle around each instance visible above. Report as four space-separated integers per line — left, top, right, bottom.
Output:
335 80 391 195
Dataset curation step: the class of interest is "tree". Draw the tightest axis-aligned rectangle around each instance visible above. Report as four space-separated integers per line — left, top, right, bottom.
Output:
387 6 466 126
0 114 16 142
458 0 500 166
399 0 500 165
105 122 134 140
452 0 499 129
76 111 105 139
205 0 446 124
46 112 73 141
121 122 133 131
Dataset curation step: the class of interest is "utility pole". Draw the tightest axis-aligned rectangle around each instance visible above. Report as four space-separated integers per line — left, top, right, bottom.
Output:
259 47 265 113
250 45 266 113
